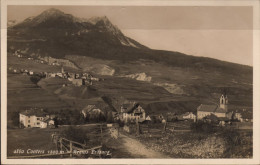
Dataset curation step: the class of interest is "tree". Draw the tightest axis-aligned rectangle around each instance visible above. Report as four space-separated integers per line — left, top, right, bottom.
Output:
9 111 20 127
60 126 89 144
106 111 113 123
30 75 41 84
53 117 59 128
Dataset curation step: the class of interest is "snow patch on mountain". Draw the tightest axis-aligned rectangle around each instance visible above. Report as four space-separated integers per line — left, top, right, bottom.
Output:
84 64 115 76
121 73 152 82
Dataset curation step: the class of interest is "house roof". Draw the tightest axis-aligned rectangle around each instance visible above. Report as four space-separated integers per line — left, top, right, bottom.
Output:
20 109 47 117
41 117 54 123
121 103 134 110
121 103 140 113
197 104 218 112
82 105 98 113
138 118 146 123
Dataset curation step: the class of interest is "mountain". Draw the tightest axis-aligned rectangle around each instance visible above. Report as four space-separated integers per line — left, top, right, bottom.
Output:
7 20 19 27
7 8 253 117
7 8 252 76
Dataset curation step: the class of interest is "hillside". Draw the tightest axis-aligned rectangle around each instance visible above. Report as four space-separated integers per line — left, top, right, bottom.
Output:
7 8 253 116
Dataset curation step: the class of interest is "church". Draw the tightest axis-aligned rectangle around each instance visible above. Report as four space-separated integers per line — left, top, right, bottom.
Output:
197 94 229 120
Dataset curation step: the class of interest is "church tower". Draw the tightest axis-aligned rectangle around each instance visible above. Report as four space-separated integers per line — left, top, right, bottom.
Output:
220 94 228 110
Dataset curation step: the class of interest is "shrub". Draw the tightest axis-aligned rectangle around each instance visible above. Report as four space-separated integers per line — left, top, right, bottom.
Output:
8 111 20 127
190 121 216 133
30 75 41 84
60 126 89 144
221 128 241 146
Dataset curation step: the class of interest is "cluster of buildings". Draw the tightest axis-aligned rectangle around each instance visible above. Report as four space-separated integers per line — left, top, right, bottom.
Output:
19 94 252 129
46 67 100 86
13 50 24 58
8 67 35 75
196 94 252 125
19 108 56 128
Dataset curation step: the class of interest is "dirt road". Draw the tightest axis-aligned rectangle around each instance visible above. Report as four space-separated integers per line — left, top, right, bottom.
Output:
120 134 169 158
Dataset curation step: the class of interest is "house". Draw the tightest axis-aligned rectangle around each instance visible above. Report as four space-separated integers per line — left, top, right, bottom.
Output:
72 78 85 86
84 79 92 85
19 108 48 128
197 94 229 120
120 103 146 123
81 105 105 121
75 73 80 79
48 73 55 77
40 118 55 128
29 71 34 75
68 73 76 78
149 114 165 123
181 112 196 120
145 116 152 121
239 110 253 122
56 72 63 78
234 112 242 121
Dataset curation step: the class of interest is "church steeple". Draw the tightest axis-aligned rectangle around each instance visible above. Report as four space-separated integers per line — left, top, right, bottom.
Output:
220 94 228 110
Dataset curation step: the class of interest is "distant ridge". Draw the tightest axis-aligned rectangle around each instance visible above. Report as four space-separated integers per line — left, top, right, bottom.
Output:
8 8 252 76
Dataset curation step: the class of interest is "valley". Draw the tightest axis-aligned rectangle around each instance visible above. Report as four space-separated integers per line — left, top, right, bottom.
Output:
6 8 253 159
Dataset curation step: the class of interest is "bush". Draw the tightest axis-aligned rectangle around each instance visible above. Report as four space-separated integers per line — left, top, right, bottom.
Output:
30 75 41 84
60 126 89 144
221 128 241 146
8 111 20 127
190 121 216 133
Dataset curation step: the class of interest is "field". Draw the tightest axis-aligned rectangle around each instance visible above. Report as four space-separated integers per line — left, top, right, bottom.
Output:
134 122 253 158
7 125 104 157
7 128 58 157
7 73 75 128
7 125 146 158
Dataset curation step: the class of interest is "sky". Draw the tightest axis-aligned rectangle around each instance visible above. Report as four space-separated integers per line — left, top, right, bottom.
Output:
8 6 253 66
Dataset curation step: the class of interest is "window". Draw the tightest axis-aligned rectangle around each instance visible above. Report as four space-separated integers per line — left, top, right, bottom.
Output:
37 122 40 125
37 118 40 120
28 120 30 123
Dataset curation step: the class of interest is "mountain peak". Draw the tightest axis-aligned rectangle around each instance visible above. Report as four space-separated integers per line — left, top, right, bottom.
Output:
9 8 146 49
41 8 64 15
88 16 110 25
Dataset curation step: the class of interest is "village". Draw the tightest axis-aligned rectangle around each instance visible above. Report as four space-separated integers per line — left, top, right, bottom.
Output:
7 49 253 159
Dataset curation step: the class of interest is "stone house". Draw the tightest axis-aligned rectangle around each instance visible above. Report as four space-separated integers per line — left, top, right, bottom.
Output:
72 78 85 86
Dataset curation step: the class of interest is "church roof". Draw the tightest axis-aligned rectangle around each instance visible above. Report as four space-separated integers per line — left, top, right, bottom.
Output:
197 104 218 112
197 104 227 113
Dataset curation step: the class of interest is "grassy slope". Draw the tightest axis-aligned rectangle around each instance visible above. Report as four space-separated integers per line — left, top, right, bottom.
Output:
7 125 111 157
7 51 252 117
7 128 58 157
66 55 253 114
